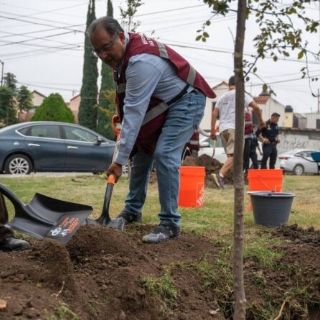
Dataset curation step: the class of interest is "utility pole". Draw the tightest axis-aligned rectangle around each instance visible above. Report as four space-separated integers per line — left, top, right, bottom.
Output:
312 88 320 113
0 60 4 86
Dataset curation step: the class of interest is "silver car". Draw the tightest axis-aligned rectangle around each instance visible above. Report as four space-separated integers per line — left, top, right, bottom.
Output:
279 149 320 175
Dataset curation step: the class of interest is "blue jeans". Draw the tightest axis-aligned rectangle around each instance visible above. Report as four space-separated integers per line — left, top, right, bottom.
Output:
122 90 206 228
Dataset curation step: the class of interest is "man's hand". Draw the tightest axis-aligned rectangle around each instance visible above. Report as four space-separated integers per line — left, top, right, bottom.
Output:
262 138 270 144
106 162 122 182
210 131 217 140
111 114 121 137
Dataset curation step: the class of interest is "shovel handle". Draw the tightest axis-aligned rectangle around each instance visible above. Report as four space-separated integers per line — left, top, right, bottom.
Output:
107 174 116 185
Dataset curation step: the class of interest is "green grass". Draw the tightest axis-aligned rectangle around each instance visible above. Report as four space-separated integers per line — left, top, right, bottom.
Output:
46 303 80 320
1 174 319 232
140 271 178 308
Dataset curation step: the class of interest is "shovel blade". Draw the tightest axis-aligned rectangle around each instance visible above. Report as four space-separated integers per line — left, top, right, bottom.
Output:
1 183 92 245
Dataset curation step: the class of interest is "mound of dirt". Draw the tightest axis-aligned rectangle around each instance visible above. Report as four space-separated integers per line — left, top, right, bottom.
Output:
1 224 320 319
150 154 233 187
183 154 233 187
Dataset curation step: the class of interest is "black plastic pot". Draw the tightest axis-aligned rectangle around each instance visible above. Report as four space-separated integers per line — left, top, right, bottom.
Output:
249 192 295 227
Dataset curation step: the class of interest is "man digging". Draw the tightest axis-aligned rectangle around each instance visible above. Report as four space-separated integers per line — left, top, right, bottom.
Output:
88 16 215 243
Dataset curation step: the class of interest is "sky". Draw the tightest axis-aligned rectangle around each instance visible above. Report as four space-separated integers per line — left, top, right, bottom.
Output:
0 0 319 114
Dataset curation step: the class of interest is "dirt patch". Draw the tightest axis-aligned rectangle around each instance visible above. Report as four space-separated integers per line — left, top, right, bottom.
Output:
1 224 320 319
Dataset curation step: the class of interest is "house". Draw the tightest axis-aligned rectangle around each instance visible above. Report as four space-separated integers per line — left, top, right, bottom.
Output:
32 90 46 107
302 112 320 129
68 94 80 123
253 85 285 126
293 113 307 129
18 90 46 122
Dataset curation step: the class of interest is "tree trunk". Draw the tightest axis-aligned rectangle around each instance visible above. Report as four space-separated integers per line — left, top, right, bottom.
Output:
233 0 247 319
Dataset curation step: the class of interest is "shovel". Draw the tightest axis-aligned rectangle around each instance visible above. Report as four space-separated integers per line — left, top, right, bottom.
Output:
94 174 116 225
93 120 121 226
210 138 216 159
0 183 92 245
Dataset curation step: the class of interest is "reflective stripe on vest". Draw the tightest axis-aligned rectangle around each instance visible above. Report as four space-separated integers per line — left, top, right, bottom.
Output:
142 101 169 126
186 66 197 86
156 41 169 59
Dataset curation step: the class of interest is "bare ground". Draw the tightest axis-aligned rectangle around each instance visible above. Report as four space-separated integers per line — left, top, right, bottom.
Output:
1 224 320 320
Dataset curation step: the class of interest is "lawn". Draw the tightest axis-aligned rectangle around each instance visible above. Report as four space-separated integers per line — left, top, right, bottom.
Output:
1 173 319 236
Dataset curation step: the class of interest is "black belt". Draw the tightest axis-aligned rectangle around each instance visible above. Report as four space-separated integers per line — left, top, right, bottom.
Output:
166 84 191 106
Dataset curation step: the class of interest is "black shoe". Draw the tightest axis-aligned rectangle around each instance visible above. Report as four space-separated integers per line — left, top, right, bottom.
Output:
142 224 180 244
0 237 31 251
107 211 142 231
212 173 225 189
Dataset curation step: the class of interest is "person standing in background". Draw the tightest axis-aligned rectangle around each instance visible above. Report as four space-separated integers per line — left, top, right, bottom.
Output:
257 112 280 169
243 108 254 178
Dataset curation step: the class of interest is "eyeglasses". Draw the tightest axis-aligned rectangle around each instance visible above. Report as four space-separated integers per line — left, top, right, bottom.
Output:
92 34 118 57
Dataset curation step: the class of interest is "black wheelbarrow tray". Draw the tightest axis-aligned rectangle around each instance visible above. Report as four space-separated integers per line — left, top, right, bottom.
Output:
0 183 93 245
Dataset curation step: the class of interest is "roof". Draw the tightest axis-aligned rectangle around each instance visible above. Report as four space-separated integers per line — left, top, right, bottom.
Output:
32 90 46 98
70 94 80 102
212 81 228 90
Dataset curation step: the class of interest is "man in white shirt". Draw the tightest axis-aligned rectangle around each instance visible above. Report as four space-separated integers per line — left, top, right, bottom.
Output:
210 76 264 188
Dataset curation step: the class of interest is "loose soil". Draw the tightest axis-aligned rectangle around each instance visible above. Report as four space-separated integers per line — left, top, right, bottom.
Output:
1 224 320 320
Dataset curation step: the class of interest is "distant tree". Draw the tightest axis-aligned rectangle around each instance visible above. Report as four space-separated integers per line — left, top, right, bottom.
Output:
17 85 33 113
120 0 143 31
78 0 98 131
98 89 116 138
96 0 115 139
3 73 17 93
32 93 74 123
0 86 17 125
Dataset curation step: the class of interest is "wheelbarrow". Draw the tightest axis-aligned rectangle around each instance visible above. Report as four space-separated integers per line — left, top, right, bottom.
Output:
0 176 115 245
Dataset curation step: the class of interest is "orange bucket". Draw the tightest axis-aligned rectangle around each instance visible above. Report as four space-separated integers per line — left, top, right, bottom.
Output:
178 166 205 208
248 169 283 192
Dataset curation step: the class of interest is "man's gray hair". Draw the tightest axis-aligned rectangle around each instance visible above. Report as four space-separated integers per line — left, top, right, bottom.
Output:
87 16 124 38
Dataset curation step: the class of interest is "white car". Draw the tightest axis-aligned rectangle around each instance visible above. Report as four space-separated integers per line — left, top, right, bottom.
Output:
198 133 263 165
198 133 227 163
279 149 320 175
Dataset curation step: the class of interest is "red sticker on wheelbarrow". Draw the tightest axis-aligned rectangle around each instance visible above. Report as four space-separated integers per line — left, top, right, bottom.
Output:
46 216 81 244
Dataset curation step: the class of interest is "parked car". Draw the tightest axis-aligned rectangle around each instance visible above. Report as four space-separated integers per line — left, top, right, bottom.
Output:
0 121 115 175
198 133 227 163
279 149 320 175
